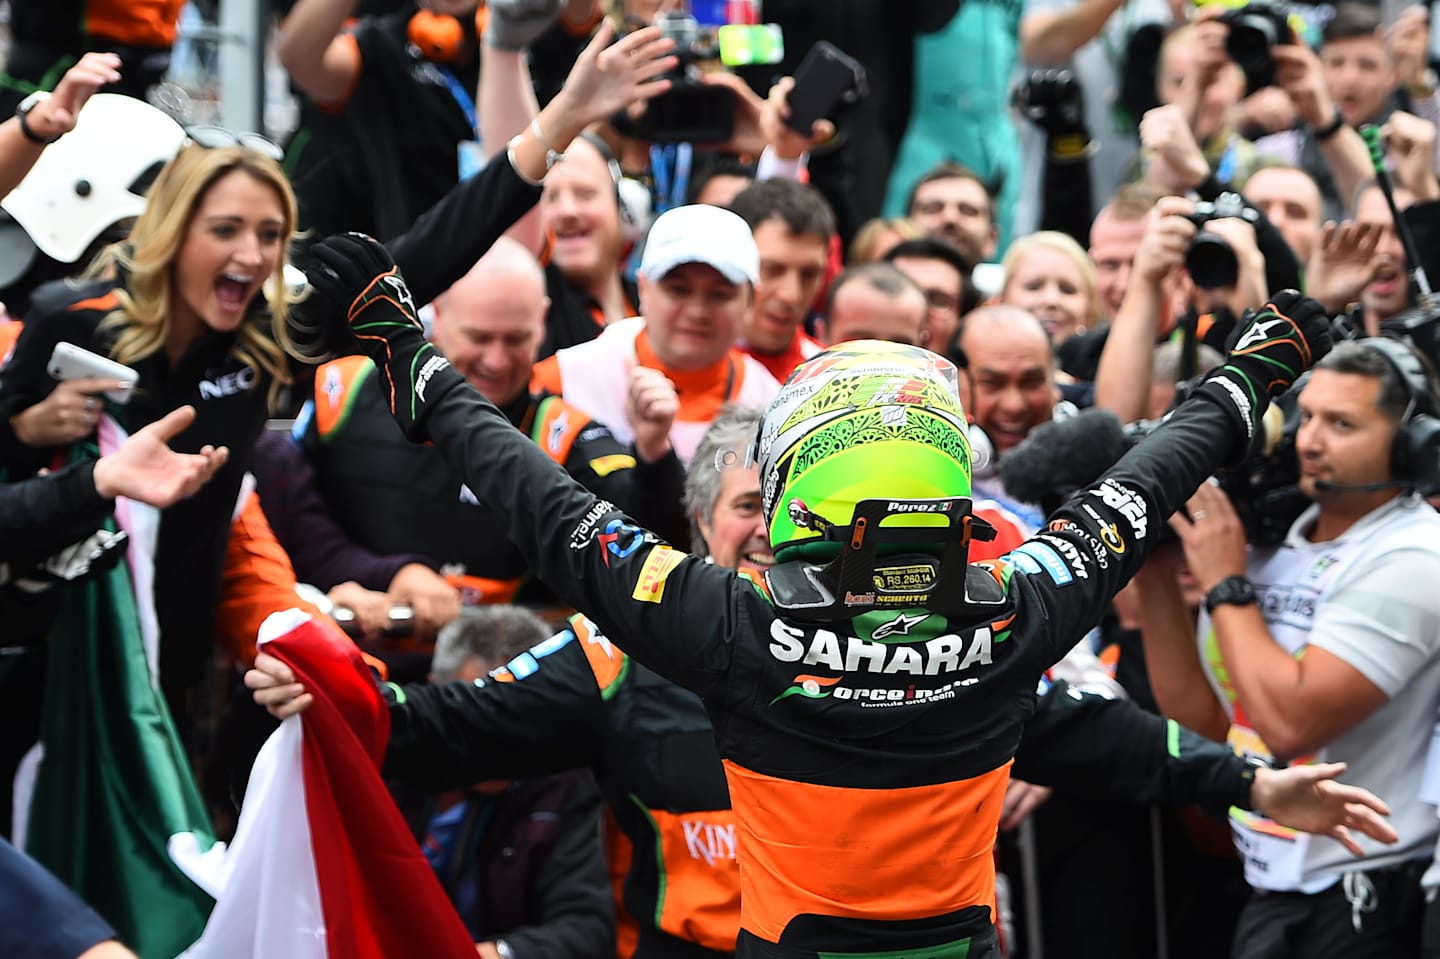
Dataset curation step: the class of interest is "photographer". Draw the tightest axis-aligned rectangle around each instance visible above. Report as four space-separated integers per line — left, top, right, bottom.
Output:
1245 3 1398 221
1094 194 1278 422
1133 338 1440 957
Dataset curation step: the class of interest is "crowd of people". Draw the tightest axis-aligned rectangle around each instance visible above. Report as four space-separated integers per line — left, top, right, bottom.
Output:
6 0 1440 957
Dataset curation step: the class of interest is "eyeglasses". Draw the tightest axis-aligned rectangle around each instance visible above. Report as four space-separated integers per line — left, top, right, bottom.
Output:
185 125 284 163
924 289 961 314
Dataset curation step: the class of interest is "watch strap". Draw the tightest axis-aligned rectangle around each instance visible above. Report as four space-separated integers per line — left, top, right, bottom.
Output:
1313 107 1346 143
16 92 59 146
1204 574 1257 614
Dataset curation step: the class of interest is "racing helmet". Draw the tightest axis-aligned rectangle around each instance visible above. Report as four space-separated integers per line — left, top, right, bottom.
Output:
2 93 186 264
756 340 974 562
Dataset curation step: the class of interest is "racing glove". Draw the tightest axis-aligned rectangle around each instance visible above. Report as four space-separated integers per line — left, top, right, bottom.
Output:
1013 69 1090 162
485 0 565 51
301 232 465 442
1196 289 1334 457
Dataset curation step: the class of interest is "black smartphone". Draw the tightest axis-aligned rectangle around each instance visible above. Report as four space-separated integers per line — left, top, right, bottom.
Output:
784 41 867 135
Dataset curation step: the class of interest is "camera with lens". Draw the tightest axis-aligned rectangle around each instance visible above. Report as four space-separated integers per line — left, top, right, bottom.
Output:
1381 303 1440 374
1220 1 1294 92
624 11 735 144
1184 192 1261 289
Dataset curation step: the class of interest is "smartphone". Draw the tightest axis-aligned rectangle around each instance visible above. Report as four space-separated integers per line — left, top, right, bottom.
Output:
47 341 138 404
718 24 784 66
784 41 867 135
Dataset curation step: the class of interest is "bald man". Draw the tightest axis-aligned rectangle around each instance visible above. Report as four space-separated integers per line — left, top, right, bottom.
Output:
268 238 688 644
957 305 1065 531
816 262 930 346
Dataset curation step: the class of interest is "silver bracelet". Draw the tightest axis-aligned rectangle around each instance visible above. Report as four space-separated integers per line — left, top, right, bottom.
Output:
530 117 566 171
506 134 545 186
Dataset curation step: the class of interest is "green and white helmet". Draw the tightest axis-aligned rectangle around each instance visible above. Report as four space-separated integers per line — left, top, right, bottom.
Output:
757 340 973 561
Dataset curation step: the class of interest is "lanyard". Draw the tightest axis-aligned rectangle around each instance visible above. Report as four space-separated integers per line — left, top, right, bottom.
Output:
649 142 693 214
436 65 477 131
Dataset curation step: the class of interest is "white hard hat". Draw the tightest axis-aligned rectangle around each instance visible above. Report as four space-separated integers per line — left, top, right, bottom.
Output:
2 93 186 263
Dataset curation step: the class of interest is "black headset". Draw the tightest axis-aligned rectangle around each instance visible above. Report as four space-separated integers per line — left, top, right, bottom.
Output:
574 130 646 244
1359 336 1440 493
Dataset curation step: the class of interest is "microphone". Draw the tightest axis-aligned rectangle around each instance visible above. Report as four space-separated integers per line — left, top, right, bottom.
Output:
999 408 1134 511
1313 479 1411 493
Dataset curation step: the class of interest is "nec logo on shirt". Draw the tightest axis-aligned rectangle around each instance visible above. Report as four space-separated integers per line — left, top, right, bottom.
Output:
199 366 256 399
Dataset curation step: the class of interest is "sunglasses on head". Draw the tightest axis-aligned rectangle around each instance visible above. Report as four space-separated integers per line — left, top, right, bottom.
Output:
185 125 285 163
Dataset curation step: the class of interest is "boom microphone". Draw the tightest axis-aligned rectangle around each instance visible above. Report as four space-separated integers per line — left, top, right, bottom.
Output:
999 408 1134 512
1312 479 1411 494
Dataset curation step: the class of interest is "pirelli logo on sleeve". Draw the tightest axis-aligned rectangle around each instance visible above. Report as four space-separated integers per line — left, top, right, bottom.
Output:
633 546 686 603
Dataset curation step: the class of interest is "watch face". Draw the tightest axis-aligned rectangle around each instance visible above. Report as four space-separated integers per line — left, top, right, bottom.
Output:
1206 576 1256 612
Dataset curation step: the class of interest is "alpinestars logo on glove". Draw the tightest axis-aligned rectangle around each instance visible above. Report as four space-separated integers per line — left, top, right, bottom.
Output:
382 273 416 317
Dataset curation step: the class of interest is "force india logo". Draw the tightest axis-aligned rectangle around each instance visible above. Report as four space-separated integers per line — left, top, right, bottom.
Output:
771 671 976 707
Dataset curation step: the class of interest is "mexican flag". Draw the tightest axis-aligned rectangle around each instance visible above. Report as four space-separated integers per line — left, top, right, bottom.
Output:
21 419 216 959
173 609 478 959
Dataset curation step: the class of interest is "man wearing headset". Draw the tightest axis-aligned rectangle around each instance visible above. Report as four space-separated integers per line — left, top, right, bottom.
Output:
1135 338 1440 958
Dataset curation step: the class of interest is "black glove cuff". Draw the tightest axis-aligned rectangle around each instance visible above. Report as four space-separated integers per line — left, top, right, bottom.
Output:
1193 367 1267 465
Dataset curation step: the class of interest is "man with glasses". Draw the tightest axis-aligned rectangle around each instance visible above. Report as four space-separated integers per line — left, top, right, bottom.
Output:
885 236 973 360
905 161 999 266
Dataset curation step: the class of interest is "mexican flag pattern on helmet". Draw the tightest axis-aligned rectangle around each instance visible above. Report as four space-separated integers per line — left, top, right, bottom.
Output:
757 340 973 560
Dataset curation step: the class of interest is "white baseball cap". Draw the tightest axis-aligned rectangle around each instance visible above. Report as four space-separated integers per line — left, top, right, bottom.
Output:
639 204 759 286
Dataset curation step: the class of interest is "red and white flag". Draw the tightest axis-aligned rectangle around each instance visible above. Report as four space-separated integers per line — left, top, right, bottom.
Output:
173 609 477 958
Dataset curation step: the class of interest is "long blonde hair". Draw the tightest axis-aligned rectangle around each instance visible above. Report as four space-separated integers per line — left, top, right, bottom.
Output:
90 144 301 408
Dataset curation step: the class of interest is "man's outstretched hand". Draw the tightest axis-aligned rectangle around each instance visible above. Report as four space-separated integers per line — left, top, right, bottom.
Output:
295 232 463 441
1224 290 1335 400
1250 761 1397 856
1199 289 1335 457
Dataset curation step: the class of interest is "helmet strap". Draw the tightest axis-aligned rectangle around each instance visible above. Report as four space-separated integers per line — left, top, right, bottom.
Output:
766 497 1002 622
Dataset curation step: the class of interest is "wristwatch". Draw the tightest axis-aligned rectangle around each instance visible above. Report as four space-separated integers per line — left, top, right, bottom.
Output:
1204 575 1257 615
1312 107 1346 143
494 939 515 959
15 91 61 145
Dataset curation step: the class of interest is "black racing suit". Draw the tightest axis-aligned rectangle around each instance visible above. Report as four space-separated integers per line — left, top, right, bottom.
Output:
384 626 1260 958
377 351 1259 957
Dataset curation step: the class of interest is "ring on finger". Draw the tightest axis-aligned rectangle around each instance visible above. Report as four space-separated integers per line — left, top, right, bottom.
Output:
84 397 96 413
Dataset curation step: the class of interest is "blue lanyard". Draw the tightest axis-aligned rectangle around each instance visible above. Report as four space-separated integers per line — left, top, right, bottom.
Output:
1216 136 1239 187
436 65 477 131
649 142 693 214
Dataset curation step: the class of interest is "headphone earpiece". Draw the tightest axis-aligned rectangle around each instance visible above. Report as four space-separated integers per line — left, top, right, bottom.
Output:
1360 336 1440 493
576 131 652 246
408 9 466 63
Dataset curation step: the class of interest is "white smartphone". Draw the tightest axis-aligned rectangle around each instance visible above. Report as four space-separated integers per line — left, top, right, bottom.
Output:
46 341 138 404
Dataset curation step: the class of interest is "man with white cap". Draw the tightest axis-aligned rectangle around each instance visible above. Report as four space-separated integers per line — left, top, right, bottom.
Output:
533 204 782 466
